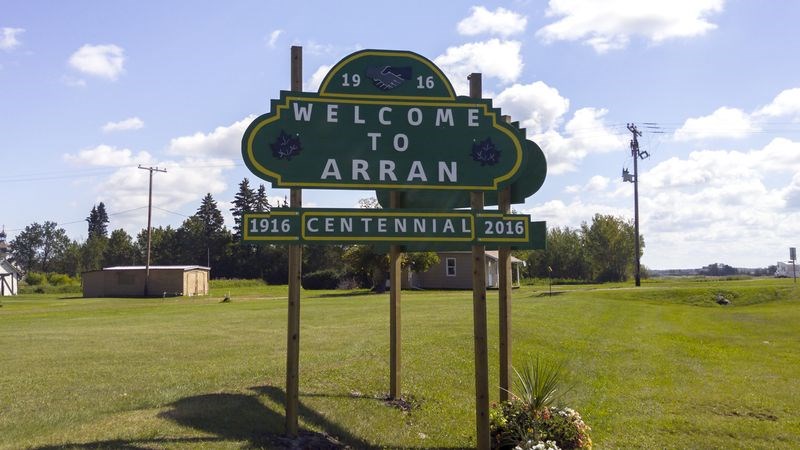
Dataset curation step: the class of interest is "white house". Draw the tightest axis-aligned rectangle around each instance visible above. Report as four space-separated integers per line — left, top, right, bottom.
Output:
0 259 21 296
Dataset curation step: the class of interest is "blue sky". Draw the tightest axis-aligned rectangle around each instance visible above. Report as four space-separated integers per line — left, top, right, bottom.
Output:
2 0 800 269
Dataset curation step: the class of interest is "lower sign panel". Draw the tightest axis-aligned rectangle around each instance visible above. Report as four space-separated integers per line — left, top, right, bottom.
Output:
243 209 545 250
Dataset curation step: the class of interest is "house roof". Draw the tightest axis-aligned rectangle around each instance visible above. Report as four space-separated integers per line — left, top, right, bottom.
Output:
102 265 210 271
438 251 524 265
0 258 22 275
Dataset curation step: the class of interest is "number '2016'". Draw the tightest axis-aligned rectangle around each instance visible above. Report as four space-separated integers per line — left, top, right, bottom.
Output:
484 220 525 236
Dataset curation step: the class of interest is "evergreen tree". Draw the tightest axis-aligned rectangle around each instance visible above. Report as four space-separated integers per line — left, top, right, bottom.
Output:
194 193 230 270
86 202 110 239
254 184 271 212
96 202 109 237
196 193 226 236
230 178 256 239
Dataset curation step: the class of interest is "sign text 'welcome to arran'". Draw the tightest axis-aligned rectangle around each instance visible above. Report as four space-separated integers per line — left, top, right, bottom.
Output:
242 50 529 191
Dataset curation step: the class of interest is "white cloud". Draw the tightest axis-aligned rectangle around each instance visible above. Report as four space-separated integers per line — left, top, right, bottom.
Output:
102 117 144 133
527 136 800 268
99 158 232 232
523 199 629 230
457 6 527 37
754 88 800 119
267 29 283 48
63 144 152 167
68 44 125 80
494 82 570 133
537 0 724 53
565 175 610 194
167 116 254 158
305 65 332 92
632 137 800 266
784 173 800 210
434 39 523 94
1 27 24 51
674 107 757 141
536 107 626 174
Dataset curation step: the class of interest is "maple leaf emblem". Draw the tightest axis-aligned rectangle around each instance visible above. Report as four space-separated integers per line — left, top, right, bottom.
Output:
270 130 302 161
471 138 501 166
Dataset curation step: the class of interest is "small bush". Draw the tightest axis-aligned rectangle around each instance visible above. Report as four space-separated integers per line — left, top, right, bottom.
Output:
47 273 76 286
301 270 341 290
25 272 46 286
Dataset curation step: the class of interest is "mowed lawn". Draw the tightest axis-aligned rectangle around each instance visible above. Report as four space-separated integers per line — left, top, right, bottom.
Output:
1 278 799 449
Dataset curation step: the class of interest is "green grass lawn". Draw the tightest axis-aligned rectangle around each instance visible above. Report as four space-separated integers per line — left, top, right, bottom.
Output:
1 278 799 449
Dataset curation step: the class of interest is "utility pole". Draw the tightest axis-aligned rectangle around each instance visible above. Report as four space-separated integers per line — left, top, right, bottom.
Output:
625 124 648 287
138 165 167 296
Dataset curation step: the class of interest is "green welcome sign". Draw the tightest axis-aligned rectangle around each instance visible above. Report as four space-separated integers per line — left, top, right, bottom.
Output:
242 50 528 191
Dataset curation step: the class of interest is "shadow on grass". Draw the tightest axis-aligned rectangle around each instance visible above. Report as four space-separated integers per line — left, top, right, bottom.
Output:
308 290 378 299
32 385 465 449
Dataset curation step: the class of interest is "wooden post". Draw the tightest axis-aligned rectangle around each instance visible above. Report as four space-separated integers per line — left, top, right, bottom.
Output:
389 191 402 399
498 115 513 402
285 45 303 437
470 73 490 450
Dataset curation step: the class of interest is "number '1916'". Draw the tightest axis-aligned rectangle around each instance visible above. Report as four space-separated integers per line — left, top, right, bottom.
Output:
249 218 291 233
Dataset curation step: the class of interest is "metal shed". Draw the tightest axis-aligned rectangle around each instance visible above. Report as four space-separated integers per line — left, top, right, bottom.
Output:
82 265 210 298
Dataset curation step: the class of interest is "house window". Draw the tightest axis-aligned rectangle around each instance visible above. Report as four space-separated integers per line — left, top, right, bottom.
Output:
446 257 456 277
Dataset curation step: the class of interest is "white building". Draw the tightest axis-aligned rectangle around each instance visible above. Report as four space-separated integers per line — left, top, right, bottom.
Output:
775 261 797 278
0 259 20 296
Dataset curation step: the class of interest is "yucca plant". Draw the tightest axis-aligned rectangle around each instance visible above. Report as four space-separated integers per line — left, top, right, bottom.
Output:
510 356 566 411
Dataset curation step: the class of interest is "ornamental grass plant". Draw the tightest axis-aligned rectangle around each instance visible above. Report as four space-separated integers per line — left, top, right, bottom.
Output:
491 356 592 450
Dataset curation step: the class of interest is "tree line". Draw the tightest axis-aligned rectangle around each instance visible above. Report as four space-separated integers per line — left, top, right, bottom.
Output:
8 181 646 285
8 179 329 283
516 214 645 283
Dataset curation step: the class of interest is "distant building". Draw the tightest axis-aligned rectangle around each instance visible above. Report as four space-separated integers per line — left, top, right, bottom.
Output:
409 250 525 290
0 226 8 258
775 261 797 278
0 226 20 296
0 258 21 296
82 266 210 298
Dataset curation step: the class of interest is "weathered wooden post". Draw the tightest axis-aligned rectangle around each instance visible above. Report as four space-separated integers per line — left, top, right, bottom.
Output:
285 45 303 437
469 72 490 450
498 114 513 402
389 191 403 399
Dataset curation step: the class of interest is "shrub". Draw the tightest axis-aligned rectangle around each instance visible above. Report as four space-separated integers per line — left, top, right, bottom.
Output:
301 269 341 290
47 273 76 286
25 272 46 286
491 356 591 450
